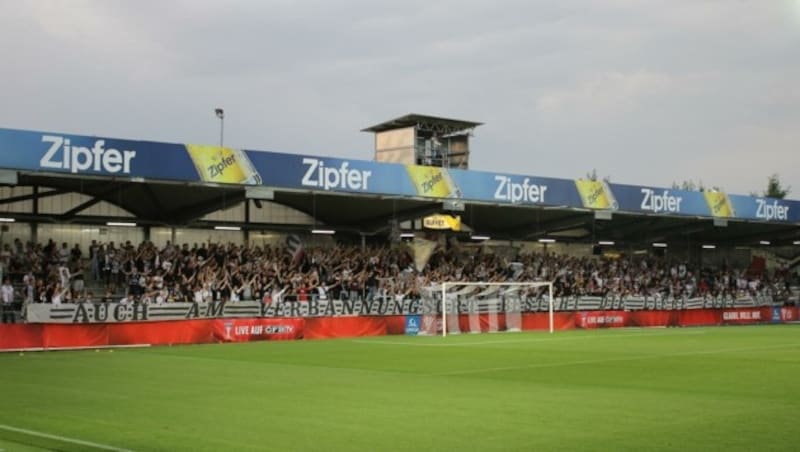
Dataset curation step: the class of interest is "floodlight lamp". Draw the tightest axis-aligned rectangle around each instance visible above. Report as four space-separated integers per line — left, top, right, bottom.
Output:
312 229 336 235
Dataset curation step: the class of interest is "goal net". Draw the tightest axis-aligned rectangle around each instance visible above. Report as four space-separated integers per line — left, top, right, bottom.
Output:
418 281 554 337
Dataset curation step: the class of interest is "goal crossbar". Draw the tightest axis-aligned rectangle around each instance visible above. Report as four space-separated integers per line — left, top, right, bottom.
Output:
439 281 554 337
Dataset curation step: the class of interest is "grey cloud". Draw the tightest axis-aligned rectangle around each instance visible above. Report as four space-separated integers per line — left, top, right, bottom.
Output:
0 0 797 195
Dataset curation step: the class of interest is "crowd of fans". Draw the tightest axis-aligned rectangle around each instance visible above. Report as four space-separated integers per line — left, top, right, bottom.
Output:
0 237 797 311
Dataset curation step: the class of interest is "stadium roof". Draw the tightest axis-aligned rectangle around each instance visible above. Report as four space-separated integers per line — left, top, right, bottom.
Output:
8 171 799 247
361 113 483 134
0 125 798 248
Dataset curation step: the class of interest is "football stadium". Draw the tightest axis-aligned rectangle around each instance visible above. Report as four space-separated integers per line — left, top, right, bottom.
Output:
0 113 798 451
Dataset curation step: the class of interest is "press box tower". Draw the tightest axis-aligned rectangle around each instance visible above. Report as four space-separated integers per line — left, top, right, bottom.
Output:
362 114 482 169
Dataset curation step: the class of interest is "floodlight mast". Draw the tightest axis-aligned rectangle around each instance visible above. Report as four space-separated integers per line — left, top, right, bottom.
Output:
214 108 225 146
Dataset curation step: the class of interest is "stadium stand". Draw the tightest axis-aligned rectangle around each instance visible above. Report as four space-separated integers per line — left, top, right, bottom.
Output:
0 238 796 323
0 120 798 329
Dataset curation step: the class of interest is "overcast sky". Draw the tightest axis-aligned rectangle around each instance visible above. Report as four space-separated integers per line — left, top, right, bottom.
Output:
1 0 798 197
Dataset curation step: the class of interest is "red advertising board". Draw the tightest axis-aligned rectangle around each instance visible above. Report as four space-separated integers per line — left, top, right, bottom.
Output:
718 308 767 325
109 320 213 346
521 312 575 330
780 307 796 322
575 311 628 329
304 316 388 339
212 318 304 342
0 307 797 351
626 310 677 328
42 323 107 348
0 324 43 350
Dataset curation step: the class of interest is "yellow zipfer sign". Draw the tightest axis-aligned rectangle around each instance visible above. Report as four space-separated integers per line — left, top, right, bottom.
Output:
703 191 735 218
405 165 461 198
575 179 618 210
423 214 461 231
186 144 262 185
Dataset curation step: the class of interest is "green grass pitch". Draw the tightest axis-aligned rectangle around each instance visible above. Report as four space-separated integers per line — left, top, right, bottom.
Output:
1 325 798 451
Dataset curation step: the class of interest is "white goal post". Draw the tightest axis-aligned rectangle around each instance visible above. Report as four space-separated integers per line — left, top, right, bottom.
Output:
420 281 554 337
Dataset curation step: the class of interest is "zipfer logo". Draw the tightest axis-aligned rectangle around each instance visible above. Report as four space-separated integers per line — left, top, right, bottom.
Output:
39 135 137 174
755 199 789 221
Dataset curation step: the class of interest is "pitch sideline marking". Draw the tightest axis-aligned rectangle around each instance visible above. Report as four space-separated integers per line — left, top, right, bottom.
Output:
351 329 708 347
0 424 134 452
428 343 800 376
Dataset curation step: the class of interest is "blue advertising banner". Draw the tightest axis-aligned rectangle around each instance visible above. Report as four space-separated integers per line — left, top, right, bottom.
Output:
0 128 197 182
245 150 416 196
772 307 782 323
1 126 798 224
611 182 800 223
450 169 582 207
405 315 421 335
611 183 711 217
728 194 796 223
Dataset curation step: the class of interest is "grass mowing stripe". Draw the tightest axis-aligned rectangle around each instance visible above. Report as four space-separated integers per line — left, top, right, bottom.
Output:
429 342 800 376
142 348 425 377
0 424 134 452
